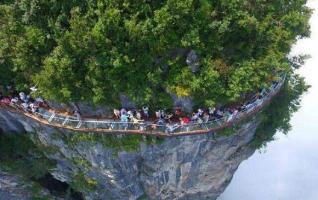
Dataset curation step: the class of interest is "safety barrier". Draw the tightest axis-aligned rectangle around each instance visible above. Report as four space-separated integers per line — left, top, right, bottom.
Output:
8 73 285 136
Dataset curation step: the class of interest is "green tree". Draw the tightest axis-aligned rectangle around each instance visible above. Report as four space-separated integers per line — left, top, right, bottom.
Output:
0 0 311 108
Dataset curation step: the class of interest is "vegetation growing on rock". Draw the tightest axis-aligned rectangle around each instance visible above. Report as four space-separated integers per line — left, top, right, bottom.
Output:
0 133 55 179
0 133 56 199
66 131 165 152
251 74 309 149
0 0 311 108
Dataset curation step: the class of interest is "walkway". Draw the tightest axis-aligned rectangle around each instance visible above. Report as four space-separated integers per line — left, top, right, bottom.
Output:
0 75 286 137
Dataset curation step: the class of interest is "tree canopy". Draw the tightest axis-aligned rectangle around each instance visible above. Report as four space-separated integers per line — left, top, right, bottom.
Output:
0 0 311 108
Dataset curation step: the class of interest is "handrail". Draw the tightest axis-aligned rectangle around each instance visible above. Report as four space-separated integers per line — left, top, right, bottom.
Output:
0 74 286 136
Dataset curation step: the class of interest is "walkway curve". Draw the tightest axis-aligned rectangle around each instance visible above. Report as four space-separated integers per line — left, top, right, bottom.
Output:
0 74 286 137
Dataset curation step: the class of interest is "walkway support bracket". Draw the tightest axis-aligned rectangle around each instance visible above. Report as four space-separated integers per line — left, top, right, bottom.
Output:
62 116 69 125
76 120 82 128
48 113 56 123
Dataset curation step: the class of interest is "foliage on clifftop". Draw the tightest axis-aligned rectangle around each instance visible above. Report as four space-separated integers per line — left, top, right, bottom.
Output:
0 0 311 108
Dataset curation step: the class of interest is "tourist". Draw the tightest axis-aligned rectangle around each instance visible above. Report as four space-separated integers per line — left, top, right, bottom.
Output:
120 113 129 130
35 97 48 108
120 108 127 116
179 117 184 126
156 109 166 120
142 106 149 119
191 112 199 122
239 103 246 111
25 95 31 103
215 109 223 119
227 109 238 122
165 123 180 134
0 97 11 105
255 96 263 105
131 116 140 124
19 92 26 102
10 97 19 105
175 108 182 116
21 102 29 112
74 110 81 121
29 102 37 113
156 117 165 125
127 110 133 120
159 109 165 119
245 102 254 111
203 113 210 123
197 108 204 117
180 116 190 125
208 107 215 116
132 115 143 124
113 109 120 119
155 110 161 119
260 88 267 97
136 111 142 120
165 113 173 123
120 113 129 122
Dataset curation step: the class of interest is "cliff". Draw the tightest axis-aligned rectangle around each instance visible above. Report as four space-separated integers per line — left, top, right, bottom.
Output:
0 108 259 200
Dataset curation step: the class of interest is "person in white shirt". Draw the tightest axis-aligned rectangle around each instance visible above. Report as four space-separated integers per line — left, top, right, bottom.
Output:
142 106 149 118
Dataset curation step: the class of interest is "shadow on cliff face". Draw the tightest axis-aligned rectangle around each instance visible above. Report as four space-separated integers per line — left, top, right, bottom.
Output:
0 133 83 199
34 173 84 200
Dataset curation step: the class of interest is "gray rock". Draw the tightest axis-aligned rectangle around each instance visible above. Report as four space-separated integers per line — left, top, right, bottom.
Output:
170 93 194 113
0 108 260 200
120 94 136 109
186 50 200 73
0 171 50 200
47 101 112 117
75 102 112 117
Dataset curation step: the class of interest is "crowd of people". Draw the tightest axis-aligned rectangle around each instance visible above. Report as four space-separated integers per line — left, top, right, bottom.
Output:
0 85 84 122
0 78 281 134
112 94 265 133
110 79 281 134
0 85 47 114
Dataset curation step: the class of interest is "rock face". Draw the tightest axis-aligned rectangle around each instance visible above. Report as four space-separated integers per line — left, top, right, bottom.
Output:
47 101 113 117
0 171 32 200
186 50 200 73
0 171 50 200
170 93 194 113
0 108 259 200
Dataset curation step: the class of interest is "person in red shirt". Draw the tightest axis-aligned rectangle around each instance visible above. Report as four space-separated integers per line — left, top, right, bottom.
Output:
180 117 190 125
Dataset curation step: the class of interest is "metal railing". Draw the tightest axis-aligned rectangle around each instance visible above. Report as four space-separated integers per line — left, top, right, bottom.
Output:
23 73 286 135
